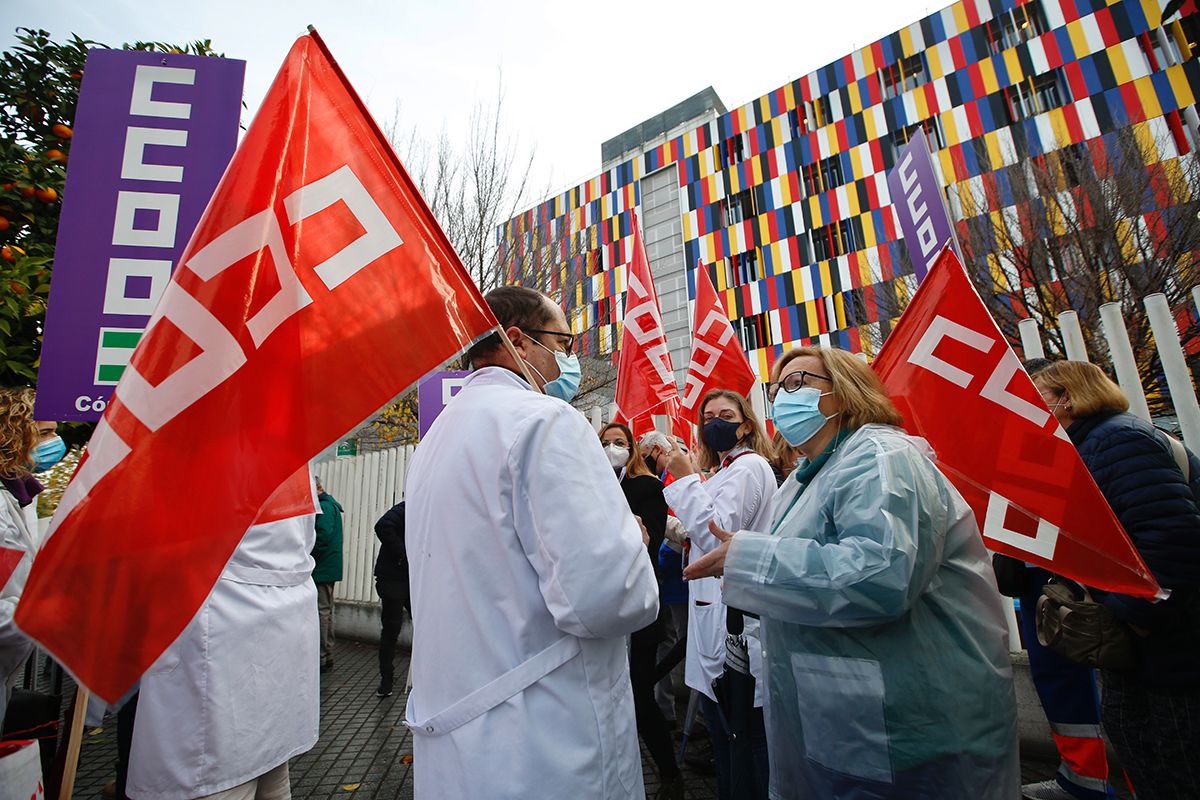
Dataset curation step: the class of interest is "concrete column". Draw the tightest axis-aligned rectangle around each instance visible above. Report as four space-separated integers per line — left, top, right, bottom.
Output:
1018 318 1045 360
1099 303 1151 421
1145 293 1200 452
1057 311 1089 361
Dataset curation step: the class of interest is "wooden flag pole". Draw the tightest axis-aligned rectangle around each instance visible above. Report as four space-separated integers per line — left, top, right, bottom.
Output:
58 686 90 800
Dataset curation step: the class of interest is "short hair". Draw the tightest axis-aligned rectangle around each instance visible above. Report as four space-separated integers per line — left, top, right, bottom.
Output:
1023 357 1057 376
466 286 557 366
695 389 772 470
770 346 904 430
0 388 37 479
1033 361 1129 417
598 421 653 478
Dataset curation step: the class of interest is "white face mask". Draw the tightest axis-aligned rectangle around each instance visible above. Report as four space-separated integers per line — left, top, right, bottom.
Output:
604 444 629 469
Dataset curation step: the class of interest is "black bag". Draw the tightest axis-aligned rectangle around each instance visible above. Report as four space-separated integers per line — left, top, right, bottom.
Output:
991 553 1028 598
1036 579 1136 671
2 687 60 777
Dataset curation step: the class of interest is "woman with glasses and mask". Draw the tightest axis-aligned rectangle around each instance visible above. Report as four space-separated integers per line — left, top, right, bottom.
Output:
649 389 775 800
0 388 66 725
683 346 1019 800
598 422 684 800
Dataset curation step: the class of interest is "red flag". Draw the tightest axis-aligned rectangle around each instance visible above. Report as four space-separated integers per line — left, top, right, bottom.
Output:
615 211 689 442
0 547 22 590
681 260 757 422
16 31 498 701
874 247 1160 598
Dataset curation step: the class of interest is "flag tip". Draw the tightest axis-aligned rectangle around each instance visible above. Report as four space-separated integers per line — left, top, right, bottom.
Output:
307 24 317 34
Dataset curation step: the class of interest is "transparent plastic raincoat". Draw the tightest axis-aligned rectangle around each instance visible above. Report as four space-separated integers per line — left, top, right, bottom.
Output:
722 424 1018 799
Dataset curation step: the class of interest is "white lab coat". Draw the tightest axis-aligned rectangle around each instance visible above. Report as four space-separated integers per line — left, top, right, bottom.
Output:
404 366 660 799
0 487 37 725
128 513 320 800
662 447 775 705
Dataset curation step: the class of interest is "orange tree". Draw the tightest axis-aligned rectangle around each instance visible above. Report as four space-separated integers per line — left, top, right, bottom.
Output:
0 28 221 387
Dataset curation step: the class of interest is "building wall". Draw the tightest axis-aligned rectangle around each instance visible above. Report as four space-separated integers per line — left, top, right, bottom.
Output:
497 0 1200 380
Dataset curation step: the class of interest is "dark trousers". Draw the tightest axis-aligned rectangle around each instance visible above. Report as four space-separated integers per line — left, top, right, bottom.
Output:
115 692 138 800
630 624 680 781
700 685 769 800
376 578 410 685
1101 672 1200 799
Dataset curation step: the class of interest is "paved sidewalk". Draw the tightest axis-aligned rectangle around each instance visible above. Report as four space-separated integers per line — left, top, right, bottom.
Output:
64 637 1080 799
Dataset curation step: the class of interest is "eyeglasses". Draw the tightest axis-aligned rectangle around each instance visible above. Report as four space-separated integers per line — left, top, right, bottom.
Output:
766 370 832 402
523 328 576 357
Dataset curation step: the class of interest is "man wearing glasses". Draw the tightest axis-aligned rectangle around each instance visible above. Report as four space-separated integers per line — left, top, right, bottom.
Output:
403 285 660 799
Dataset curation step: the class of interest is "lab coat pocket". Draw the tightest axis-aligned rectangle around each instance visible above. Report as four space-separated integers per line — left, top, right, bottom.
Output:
789 652 892 784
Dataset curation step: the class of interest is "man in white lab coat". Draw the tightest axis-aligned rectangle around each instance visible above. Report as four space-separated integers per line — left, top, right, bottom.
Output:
404 286 660 799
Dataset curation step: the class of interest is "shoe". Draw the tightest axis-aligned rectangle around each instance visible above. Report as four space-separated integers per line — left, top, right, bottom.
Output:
682 738 715 774
1021 779 1077 800
376 681 394 698
653 775 685 800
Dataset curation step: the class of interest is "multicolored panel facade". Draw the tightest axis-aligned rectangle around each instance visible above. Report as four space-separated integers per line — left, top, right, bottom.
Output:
496 0 1200 380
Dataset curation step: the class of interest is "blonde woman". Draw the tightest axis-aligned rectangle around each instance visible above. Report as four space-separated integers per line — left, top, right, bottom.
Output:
1033 361 1200 797
685 347 1018 799
0 388 65 725
650 389 775 799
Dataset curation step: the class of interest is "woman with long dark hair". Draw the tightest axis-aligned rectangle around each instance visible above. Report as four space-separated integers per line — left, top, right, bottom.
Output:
599 421 684 800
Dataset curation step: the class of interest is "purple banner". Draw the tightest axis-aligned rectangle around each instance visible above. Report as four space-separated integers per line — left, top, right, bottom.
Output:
418 371 469 438
885 129 961 283
35 49 245 421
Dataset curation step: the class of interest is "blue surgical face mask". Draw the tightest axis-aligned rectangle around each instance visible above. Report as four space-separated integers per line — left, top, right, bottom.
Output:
31 435 67 473
771 387 838 447
525 336 581 403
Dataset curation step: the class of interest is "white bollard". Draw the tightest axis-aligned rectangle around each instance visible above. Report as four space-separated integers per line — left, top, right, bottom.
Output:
749 382 768 423
1057 311 1089 361
1018 318 1045 360
1145 293 1200 453
588 406 602 431
1099 302 1151 421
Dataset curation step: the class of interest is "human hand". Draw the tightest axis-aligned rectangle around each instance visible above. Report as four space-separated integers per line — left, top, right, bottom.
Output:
658 440 696 480
683 521 734 579
634 515 649 547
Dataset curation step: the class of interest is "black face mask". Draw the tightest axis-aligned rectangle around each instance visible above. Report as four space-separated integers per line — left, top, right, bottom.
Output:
644 455 659 474
702 418 742 453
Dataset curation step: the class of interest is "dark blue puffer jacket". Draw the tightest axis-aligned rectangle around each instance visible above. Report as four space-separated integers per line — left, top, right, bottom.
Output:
1069 411 1200 688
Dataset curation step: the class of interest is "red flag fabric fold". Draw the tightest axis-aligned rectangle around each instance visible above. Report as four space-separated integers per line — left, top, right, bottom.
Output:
873 247 1160 599
17 31 497 701
615 211 689 442
681 260 757 421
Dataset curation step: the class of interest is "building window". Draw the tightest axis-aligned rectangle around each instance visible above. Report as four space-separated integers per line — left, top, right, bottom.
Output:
813 95 832 128
986 1 1049 54
802 154 848 197
890 117 946 157
788 107 808 139
880 53 930 99
810 220 850 262
1003 67 1071 122
722 249 761 288
725 134 747 166
721 189 757 226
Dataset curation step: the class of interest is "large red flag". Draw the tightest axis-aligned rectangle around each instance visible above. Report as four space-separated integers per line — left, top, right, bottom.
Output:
615 211 689 442
16 31 499 701
874 247 1160 598
681 260 757 421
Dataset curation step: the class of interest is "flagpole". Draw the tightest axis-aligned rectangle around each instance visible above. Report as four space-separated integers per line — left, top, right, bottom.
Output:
305 26 542 393
57 686 90 800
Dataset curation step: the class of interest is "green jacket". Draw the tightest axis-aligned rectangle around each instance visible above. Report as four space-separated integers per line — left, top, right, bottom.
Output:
311 492 344 584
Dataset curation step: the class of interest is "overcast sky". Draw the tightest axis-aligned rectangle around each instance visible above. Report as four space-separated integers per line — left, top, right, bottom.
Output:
4 0 938 205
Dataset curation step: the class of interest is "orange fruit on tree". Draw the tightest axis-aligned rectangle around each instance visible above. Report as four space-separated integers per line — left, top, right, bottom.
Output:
18 185 34 198
1 246 13 262
0 216 9 231
47 149 67 163
35 187 57 203
52 123 73 139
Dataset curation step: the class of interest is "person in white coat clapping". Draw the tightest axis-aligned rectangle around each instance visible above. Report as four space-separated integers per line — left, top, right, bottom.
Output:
404 286 660 800
649 389 775 799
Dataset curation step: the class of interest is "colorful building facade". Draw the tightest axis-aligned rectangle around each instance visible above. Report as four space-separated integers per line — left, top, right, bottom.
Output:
496 0 1200 382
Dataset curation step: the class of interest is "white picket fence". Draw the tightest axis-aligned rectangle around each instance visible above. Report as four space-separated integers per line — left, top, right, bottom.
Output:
314 445 413 604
